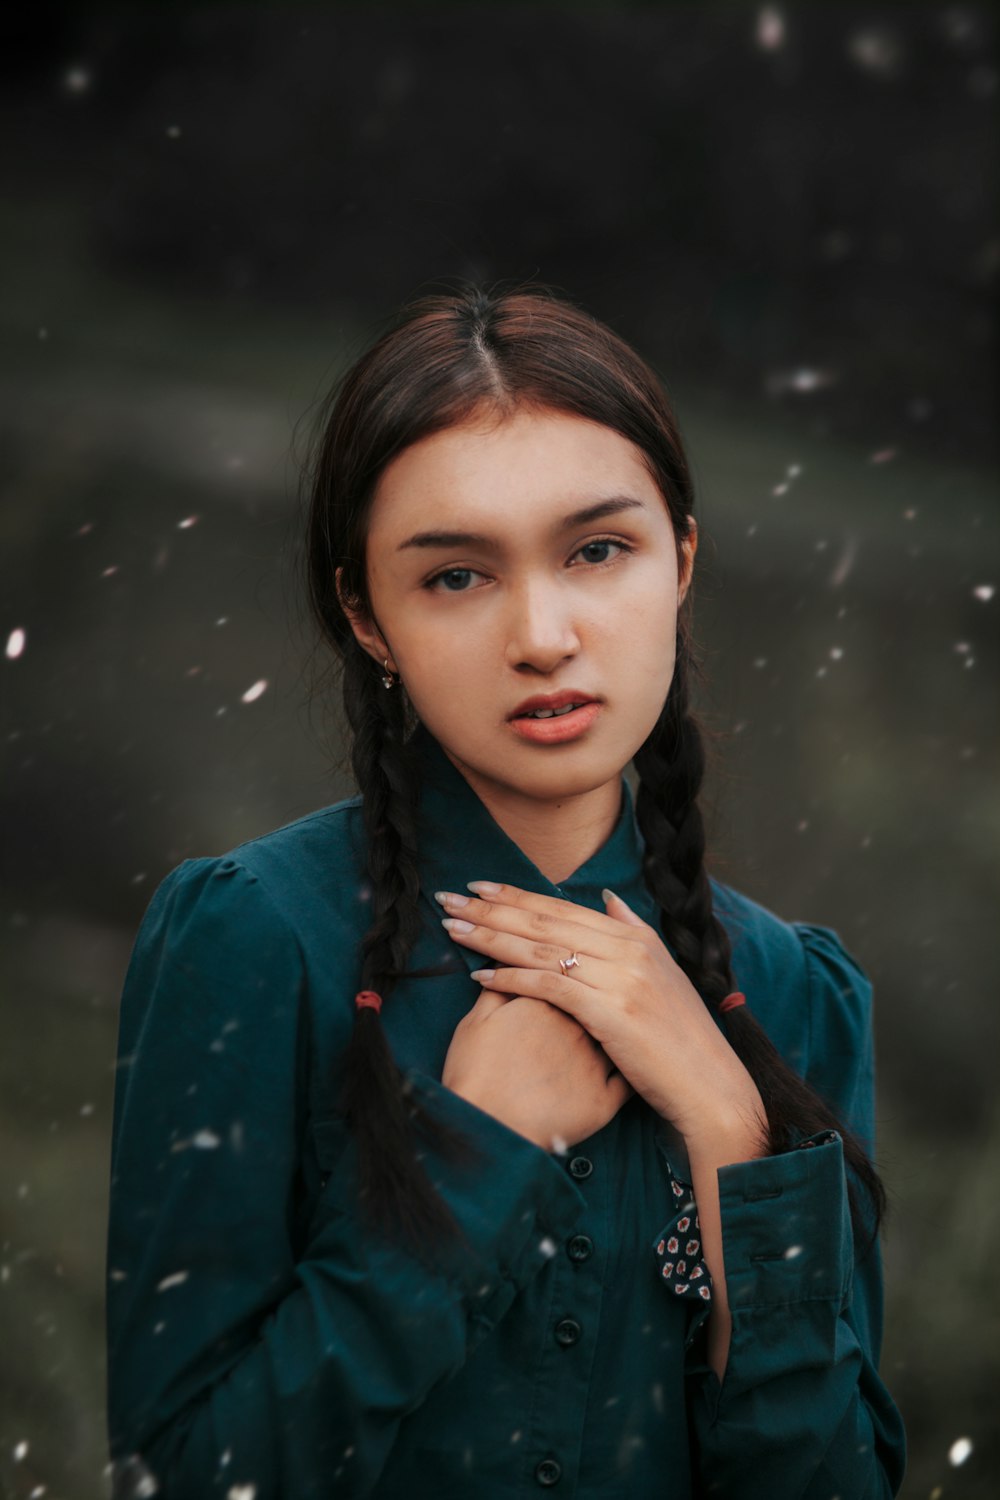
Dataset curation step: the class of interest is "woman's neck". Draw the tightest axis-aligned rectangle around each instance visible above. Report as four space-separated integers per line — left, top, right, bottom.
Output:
445 761 624 886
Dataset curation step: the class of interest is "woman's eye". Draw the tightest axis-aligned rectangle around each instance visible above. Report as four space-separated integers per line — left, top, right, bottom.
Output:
426 568 482 592
574 539 628 566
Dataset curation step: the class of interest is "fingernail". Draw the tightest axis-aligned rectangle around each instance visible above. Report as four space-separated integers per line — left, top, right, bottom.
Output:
467 880 502 896
434 890 469 907
470 968 496 981
602 888 619 904
442 917 475 934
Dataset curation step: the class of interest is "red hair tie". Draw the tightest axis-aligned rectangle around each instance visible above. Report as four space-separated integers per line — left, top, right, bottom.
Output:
355 990 383 1015
719 991 746 1014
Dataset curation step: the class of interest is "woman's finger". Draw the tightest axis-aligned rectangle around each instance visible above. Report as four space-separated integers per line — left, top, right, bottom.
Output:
469 966 602 1030
459 881 658 944
446 921 623 993
438 894 626 963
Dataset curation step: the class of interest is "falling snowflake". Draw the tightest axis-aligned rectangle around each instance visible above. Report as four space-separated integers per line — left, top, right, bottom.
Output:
972 584 994 601
948 1437 973 1466
5 628 25 660
755 7 785 49
156 1270 190 1292
64 66 91 92
241 679 268 704
178 515 199 530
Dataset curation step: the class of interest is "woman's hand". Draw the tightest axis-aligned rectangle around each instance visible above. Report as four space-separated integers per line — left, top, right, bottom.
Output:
442 987 635 1152
436 882 766 1153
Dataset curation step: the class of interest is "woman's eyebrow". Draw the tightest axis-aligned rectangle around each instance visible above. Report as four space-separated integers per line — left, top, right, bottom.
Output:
395 495 647 552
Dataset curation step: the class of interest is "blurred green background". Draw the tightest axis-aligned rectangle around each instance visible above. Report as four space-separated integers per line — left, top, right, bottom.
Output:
1 4 997 1497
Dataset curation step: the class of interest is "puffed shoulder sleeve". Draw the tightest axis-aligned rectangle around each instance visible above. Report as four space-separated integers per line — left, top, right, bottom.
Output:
796 921 877 1150
106 856 584 1499
682 921 907 1498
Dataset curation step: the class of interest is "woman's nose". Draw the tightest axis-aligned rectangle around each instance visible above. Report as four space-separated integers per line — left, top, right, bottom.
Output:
504 580 581 672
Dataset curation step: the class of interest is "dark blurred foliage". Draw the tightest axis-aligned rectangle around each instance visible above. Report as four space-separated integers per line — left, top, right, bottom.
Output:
0 4 997 1498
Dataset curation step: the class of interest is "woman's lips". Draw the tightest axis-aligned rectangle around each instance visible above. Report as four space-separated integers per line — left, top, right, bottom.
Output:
508 701 602 743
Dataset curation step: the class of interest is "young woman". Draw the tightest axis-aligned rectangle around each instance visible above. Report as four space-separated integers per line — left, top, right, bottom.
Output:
106 284 906 1498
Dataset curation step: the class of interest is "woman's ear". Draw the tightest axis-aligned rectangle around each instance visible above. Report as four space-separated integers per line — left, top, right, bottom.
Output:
334 566 396 672
678 520 698 606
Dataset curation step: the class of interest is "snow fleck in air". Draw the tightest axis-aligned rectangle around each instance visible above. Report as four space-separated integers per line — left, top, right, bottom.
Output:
1 1265 11 1282
847 26 902 74
220 1449 232 1467
17 1183 28 1199
102 565 119 578
166 125 182 139
783 1244 803 1260
157 1270 190 1292
948 1437 973 1466
77 521 94 536
38 327 49 341
796 820 809 833
216 616 229 626
510 1430 523 1444
954 642 971 654
153 1321 166 1334
787 464 802 478
538 1236 557 1258
756 7 785 51
192 1129 221 1150
80 1102 95 1116
772 482 789 496
215 706 228 717
229 1120 245 1153
178 515 199 529
5 628 25 660
829 647 843 660
753 658 767 669
869 448 896 463
29 1486 46 1498
241 679 268 704
972 584 994 601
14 1440 28 1461
64 66 91 92
226 455 245 470
746 524 757 537
902 508 917 521
765 366 837 396
228 1485 258 1500
109 1268 128 1282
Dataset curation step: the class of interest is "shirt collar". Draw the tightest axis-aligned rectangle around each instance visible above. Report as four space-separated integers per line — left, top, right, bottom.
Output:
409 720 653 920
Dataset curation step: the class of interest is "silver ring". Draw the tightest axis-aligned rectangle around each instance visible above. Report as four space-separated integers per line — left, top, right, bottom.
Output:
558 951 581 976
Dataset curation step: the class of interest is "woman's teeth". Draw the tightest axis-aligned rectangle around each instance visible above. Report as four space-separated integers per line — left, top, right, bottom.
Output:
526 703 584 719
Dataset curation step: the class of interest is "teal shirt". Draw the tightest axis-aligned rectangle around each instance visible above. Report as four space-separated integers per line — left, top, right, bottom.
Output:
106 724 906 1497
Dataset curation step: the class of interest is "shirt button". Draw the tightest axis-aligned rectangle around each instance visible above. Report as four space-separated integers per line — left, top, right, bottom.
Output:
568 1156 593 1179
535 1458 563 1486
554 1317 582 1347
567 1233 594 1262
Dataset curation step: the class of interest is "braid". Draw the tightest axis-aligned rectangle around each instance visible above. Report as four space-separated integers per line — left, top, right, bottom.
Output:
337 643 482 1258
634 642 886 1250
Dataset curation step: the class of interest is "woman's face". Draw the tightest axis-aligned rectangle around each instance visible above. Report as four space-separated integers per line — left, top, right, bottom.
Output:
343 404 697 817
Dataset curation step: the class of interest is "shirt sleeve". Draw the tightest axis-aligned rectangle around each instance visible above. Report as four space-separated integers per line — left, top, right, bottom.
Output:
656 922 907 1499
106 855 585 1499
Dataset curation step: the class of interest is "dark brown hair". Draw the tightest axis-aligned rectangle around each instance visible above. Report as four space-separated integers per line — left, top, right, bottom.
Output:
303 281 885 1261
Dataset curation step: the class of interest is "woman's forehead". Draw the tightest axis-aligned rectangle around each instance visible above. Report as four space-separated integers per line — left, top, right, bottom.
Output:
369 406 665 537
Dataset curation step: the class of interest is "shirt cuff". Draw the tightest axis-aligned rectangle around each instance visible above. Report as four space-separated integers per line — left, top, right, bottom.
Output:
716 1130 853 1313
